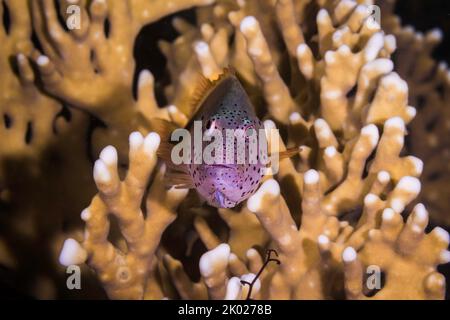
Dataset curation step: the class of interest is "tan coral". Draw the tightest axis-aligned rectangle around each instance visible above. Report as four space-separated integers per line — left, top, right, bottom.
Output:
379 0 450 225
60 132 188 299
0 0 62 159
153 0 448 300
30 0 203 157
0 0 98 298
342 204 449 299
244 174 449 299
194 205 270 259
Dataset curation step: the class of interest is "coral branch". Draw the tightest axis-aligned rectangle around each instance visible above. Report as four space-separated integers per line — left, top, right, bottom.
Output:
59 132 188 299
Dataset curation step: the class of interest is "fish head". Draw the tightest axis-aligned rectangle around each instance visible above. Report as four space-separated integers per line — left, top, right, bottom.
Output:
182 69 269 208
190 159 265 208
190 163 239 208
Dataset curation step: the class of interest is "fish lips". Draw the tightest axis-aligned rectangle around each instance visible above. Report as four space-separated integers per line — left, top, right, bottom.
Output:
203 164 240 208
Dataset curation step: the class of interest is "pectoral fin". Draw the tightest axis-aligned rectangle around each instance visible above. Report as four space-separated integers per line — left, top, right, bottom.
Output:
271 147 303 160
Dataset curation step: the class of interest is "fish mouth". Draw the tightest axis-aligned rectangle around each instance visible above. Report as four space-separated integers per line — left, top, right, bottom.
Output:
212 190 236 208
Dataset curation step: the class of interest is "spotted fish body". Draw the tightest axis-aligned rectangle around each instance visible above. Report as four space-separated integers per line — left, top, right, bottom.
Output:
187 72 267 208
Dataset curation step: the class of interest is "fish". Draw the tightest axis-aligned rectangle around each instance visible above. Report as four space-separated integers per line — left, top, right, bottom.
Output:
155 68 298 208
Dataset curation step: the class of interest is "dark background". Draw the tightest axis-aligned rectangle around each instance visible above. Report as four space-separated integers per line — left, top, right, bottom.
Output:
393 0 450 299
396 0 450 63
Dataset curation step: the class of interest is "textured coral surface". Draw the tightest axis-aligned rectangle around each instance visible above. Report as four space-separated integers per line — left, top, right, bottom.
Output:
0 0 449 299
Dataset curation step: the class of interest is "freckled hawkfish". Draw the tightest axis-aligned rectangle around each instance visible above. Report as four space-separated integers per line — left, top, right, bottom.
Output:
156 68 299 208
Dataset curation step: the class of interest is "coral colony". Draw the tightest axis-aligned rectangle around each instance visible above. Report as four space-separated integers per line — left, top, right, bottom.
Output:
0 0 449 299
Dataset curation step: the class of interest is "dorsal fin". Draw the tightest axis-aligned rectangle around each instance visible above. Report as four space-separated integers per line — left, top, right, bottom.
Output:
148 118 179 144
267 147 303 163
188 67 235 117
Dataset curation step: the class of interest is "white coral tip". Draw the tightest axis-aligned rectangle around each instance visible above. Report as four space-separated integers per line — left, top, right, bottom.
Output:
99 145 118 166
384 34 397 51
409 156 423 175
385 117 405 131
314 118 327 128
314 118 331 137
143 132 161 156
382 73 408 92
168 105 179 114
241 273 261 293
138 70 153 88
199 244 230 278
377 170 390 183
365 59 393 74
324 50 335 64
440 251 450 264
413 203 428 224
438 61 448 72
432 227 450 245
240 16 257 33
390 199 404 213
93 159 111 184
428 28 443 41
304 169 319 185
17 53 26 63
296 43 308 56
317 9 328 23
225 277 242 300
340 0 356 9
246 248 258 259
37 55 50 66
318 234 329 246
59 238 87 266
364 193 378 206
129 131 144 150
80 208 91 221
289 112 302 123
247 179 280 213
354 4 366 15
228 253 238 264
342 247 357 263
194 41 209 55
338 45 351 54
396 176 421 194
406 106 417 119
361 124 379 147
324 146 337 157
365 32 384 61
263 119 276 130
382 208 395 221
